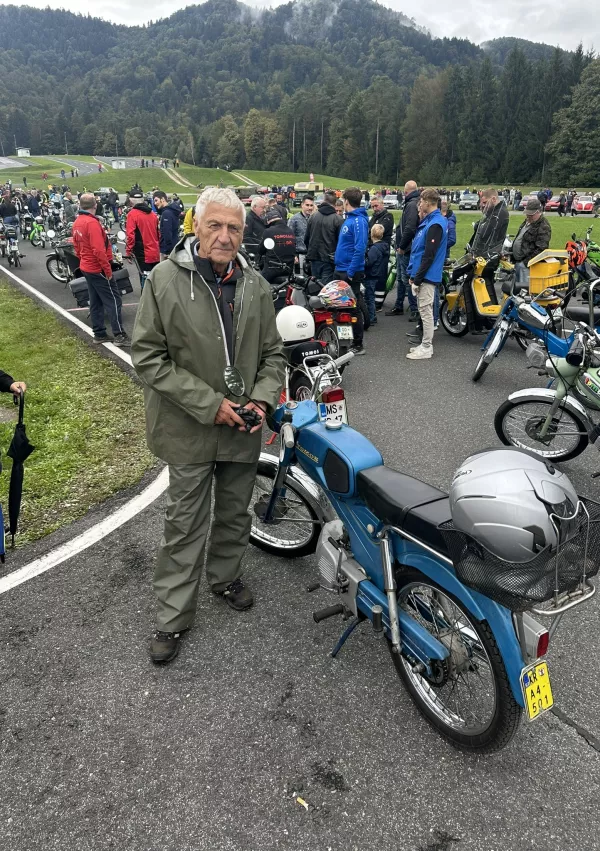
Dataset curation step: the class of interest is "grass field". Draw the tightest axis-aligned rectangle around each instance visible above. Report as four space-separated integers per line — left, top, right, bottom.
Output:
175 165 238 188
235 170 360 189
0 282 155 545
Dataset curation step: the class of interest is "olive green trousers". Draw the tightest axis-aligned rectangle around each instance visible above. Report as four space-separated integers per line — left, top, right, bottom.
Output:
154 460 258 632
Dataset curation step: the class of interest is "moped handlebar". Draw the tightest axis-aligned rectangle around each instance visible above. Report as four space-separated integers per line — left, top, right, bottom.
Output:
281 422 295 449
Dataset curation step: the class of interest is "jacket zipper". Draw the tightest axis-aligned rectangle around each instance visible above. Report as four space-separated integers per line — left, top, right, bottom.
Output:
191 268 247 367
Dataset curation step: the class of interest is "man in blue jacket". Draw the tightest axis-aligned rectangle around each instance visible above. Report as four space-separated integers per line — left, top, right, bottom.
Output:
406 188 448 360
153 191 181 258
334 187 369 355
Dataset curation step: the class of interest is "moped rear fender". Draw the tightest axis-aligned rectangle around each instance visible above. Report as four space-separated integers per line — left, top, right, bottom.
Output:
394 547 526 707
507 386 588 421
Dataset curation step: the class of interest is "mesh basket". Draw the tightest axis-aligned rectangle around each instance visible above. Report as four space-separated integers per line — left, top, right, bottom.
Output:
439 498 600 611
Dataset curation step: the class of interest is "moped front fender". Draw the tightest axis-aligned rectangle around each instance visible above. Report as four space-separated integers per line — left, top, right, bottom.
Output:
258 452 335 526
507 386 589 421
394 547 526 707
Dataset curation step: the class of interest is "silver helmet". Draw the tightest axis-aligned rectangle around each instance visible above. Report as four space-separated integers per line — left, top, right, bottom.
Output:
450 449 579 563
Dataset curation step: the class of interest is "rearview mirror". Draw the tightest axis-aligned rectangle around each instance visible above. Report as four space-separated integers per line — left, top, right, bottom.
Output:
264 237 275 250
223 366 245 397
47 229 56 239
117 230 126 242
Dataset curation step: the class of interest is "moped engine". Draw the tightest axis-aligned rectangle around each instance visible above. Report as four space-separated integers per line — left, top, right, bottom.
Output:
316 519 346 591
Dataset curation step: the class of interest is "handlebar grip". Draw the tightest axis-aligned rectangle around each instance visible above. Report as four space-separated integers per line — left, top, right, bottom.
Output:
281 422 295 449
566 335 585 367
313 604 344 623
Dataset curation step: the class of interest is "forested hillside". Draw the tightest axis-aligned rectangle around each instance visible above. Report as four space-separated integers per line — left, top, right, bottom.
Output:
0 1 594 184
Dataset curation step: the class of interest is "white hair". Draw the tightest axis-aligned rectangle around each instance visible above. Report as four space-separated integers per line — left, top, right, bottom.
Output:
195 187 245 223
250 194 266 211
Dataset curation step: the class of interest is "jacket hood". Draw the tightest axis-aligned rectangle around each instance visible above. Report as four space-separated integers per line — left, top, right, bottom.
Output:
167 201 182 214
404 190 420 203
134 202 154 214
317 203 336 216
347 206 369 220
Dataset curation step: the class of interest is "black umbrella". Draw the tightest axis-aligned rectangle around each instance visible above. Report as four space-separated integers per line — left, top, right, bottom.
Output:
6 392 35 546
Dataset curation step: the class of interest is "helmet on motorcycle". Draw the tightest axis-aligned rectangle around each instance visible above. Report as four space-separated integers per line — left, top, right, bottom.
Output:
566 239 587 269
35 216 43 224
318 280 357 308
449 448 579 563
275 305 315 343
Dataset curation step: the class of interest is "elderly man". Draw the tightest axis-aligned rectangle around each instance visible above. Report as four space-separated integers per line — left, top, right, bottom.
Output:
386 180 420 319
511 198 552 286
243 195 267 250
368 196 394 246
63 192 78 224
131 187 285 664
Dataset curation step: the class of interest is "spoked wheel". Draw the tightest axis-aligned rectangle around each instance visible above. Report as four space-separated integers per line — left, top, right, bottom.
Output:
391 570 521 752
14 254 21 268
472 322 510 382
289 374 312 402
46 257 69 283
317 324 340 358
440 298 468 337
248 459 321 557
494 398 589 461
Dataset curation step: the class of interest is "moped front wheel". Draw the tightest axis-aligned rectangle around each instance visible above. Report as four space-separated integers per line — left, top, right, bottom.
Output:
248 459 321 557
391 570 521 753
472 322 509 382
46 256 69 283
440 298 468 337
494 398 588 461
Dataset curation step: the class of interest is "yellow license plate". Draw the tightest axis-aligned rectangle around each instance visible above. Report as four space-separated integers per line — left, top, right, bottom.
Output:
521 661 554 721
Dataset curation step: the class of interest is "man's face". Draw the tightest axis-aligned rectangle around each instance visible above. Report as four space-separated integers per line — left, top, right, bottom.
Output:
371 199 384 214
480 194 497 213
195 202 244 268
276 194 283 203
301 199 314 216
154 196 165 209
254 200 266 218
527 211 541 223
418 198 435 219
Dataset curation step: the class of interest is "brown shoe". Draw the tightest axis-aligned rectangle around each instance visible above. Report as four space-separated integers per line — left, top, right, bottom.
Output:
150 630 184 664
215 578 254 611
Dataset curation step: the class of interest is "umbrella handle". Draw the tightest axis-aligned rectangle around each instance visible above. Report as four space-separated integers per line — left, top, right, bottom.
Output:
13 390 24 425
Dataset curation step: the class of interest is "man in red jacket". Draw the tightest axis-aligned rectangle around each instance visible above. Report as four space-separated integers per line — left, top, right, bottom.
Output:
125 191 160 287
72 194 129 346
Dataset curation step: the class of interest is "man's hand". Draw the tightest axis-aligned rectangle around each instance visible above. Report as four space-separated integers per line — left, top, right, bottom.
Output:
243 401 267 434
397 248 405 255
215 398 245 428
9 381 26 398
125 255 133 264
410 279 419 298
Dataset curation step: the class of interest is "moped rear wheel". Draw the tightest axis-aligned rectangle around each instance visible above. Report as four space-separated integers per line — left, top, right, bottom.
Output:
317 324 340 358
248 459 321 557
391 570 521 753
46 256 69 283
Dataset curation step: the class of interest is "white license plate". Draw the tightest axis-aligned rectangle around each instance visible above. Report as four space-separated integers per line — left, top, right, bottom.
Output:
319 400 348 425
337 325 353 340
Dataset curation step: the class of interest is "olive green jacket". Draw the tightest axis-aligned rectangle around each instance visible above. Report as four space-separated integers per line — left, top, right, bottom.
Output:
131 236 285 464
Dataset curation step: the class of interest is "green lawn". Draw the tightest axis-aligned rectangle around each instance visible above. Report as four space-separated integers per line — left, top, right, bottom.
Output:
0 282 155 545
175 165 239 188
235 170 360 189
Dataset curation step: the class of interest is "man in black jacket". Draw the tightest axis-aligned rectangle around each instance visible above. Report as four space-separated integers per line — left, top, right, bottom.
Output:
258 208 296 283
153 191 181 259
386 181 420 318
0 370 26 397
243 196 267 250
305 191 342 283
368 196 394 246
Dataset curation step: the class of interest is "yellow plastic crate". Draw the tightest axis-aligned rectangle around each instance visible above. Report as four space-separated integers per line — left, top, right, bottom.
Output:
528 250 570 295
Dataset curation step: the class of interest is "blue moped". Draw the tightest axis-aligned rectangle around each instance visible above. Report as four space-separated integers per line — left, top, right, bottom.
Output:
224 359 600 753
472 277 600 382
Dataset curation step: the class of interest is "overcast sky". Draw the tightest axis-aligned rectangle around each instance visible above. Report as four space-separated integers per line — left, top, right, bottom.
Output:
8 0 598 52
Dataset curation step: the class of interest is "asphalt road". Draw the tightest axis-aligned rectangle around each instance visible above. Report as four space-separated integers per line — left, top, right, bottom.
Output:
1 253 600 850
46 157 104 177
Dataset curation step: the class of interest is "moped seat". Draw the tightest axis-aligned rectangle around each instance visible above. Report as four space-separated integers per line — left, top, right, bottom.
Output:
565 304 600 325
357 466 451 557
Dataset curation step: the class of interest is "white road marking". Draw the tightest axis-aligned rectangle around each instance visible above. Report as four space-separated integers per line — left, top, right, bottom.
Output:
0 468 169 595
0 265 170 591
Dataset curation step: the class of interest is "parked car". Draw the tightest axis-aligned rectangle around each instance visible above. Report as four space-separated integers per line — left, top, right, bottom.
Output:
518 193 539 211
383 194 399 210
574 195 595 214
458 192 480 210
544 197 561 212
